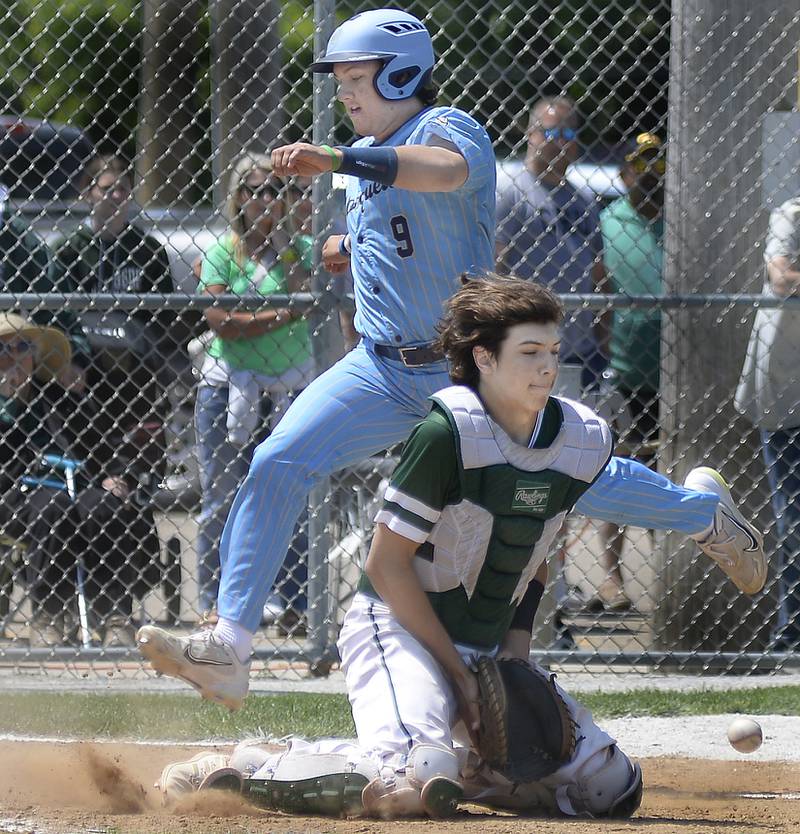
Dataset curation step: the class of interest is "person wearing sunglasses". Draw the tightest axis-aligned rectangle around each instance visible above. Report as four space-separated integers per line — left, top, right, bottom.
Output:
193 151 313 626
49 153 175 647
496 96 610 394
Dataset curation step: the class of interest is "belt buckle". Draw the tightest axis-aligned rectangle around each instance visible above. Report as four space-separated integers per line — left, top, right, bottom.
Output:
399 346 420 367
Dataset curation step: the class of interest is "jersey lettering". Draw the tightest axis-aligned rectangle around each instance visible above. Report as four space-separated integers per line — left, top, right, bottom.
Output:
345 182 393 215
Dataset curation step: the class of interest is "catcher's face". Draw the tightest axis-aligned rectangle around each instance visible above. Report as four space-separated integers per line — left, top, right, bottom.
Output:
474 321 560 433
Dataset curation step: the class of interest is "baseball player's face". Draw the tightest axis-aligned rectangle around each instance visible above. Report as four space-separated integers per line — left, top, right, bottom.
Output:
475 321 560 426
334 61 388 138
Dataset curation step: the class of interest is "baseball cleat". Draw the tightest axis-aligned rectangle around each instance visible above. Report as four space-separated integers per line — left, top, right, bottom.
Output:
156 752 240 804
684 467 767 595
361 777 425 818
420 775 463 818
136 625 250 710
246 771 370 817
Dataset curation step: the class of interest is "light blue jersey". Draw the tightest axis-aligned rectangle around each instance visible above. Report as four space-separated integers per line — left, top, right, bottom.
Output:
347 106 496 345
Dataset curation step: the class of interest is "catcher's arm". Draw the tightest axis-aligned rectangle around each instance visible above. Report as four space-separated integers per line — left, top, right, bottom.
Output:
498 561 547 661
366 523 480 734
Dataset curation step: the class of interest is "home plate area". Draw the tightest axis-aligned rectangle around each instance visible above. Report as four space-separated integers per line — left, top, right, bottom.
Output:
1 739 800 834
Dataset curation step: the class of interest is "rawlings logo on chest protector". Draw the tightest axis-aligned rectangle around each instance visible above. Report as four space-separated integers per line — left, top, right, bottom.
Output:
512 480 551 513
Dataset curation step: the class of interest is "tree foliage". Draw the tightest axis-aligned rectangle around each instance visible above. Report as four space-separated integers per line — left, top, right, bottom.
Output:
0 0 670 196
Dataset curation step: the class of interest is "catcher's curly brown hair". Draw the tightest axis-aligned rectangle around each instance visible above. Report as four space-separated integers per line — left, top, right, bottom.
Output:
435 273 563 391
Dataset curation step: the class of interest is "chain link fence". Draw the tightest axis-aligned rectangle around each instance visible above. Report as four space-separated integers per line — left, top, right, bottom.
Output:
0 0 798 679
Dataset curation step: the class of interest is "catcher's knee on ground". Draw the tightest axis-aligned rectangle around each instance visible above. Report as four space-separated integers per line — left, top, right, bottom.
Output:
558 745 643 818
245 751 379 817
362 743 462 819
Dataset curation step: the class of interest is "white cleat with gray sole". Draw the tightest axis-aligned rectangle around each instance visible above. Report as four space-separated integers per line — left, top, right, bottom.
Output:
136 625 250 710
684 467 766 595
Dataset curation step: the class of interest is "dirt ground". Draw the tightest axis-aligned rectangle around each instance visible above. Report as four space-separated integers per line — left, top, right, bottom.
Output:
1 740 799 834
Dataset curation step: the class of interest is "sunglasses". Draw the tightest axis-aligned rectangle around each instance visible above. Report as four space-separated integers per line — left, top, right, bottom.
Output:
0 339 34 358
631 156 666 175
241 182 280 201
530 127 578 142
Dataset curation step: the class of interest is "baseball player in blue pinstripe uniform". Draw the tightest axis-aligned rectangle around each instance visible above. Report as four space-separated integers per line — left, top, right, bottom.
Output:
137 9 766 710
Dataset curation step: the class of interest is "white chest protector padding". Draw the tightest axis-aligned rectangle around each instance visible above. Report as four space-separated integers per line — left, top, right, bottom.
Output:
434 386 611 482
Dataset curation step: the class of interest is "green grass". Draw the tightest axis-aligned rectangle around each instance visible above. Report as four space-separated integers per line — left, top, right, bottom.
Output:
579 686 800 718
0 686 798 741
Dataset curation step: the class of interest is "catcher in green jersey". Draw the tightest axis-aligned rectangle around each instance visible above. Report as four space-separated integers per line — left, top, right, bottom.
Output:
154 274 642 820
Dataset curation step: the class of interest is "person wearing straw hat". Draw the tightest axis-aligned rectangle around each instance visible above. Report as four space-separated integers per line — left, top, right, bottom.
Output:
0 313 159 647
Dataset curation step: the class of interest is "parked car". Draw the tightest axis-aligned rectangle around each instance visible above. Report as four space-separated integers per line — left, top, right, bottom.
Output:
0 116 94 201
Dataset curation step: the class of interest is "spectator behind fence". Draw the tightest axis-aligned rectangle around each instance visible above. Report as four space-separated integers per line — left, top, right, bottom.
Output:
736 194 800 651
0 187 90 387
49 153 172 642
602 132 664 443
560 132 666 616
51 153 175 468
194 151 314 627
0 313 160 647
496 95 610 390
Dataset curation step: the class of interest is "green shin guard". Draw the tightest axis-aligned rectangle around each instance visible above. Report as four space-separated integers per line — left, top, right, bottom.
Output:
244 772 370 817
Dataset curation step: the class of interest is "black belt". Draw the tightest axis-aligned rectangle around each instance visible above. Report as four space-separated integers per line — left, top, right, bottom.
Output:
373 342 445 367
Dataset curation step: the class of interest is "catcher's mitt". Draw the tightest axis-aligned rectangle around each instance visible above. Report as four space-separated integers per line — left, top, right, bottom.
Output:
474 656 576 783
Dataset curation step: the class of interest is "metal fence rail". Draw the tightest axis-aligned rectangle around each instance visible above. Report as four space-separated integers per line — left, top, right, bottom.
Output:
0 0 798 679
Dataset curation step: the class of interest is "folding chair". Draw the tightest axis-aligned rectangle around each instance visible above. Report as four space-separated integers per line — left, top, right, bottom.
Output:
21 453 92 649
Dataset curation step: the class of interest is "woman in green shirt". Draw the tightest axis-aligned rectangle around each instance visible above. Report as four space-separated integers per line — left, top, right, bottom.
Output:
195 152 313 619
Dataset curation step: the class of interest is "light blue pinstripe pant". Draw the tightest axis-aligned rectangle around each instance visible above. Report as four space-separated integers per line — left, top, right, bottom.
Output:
217 343 718 630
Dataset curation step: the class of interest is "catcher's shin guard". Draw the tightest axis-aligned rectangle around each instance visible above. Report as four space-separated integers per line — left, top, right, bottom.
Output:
244 752 377 817
407 743 463 818
561 745 643 818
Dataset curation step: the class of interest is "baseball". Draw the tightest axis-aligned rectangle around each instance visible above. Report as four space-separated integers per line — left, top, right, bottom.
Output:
727 717 763 753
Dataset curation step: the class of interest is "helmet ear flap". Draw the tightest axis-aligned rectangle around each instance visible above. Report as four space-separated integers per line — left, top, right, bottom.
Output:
375 61 432 101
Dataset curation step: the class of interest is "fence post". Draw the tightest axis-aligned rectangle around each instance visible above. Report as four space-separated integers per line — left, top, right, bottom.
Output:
305 0 340 664
659 0 800 654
